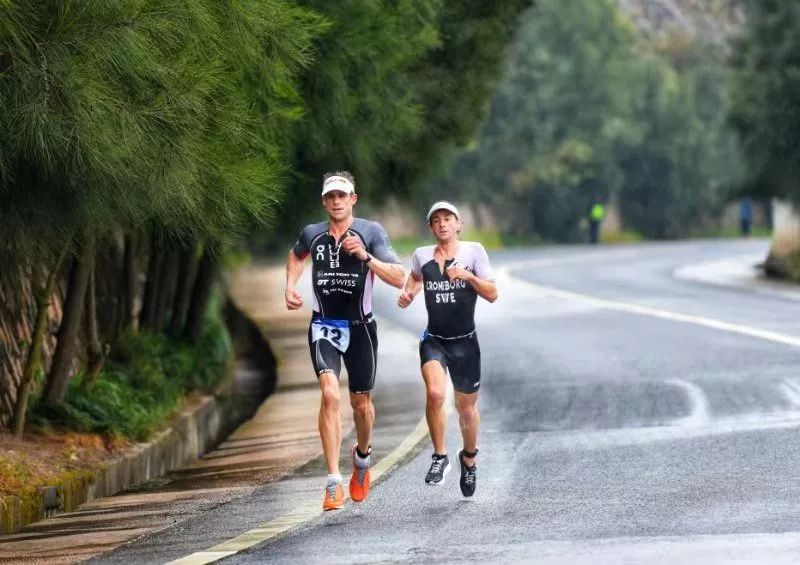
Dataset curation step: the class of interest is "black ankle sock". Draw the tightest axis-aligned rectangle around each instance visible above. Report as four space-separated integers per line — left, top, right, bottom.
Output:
355 446 370 459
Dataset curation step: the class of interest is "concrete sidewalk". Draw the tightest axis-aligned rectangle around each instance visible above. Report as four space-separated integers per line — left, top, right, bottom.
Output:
0 265 353 564
673 253 800 301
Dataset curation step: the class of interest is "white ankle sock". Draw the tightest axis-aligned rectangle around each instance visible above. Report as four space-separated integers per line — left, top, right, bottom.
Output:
326 473 342 486
354 449 370 468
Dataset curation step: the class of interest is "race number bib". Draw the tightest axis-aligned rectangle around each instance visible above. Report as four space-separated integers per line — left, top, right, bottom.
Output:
311 318 350 353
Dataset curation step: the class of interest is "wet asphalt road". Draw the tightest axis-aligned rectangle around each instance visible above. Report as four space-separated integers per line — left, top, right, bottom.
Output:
105 239 800 564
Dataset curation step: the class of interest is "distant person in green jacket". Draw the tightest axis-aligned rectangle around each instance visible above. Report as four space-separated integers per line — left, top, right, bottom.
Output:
589 202 605 244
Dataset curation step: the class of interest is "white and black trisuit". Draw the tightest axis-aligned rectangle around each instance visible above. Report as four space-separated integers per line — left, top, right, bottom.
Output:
292 218 400 393
411 242 495 393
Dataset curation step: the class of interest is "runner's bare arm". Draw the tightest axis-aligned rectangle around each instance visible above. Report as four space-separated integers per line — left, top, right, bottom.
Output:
398 271 422 308
367 259 405 289
469 275 498 303
342 235 405 289
446 265 498 303
285 250 306 310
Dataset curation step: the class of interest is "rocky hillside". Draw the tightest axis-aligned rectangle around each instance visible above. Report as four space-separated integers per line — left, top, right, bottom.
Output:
616 0 743 43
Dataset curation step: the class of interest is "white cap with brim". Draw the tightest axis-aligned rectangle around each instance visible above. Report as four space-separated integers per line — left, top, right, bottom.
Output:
426 201 461 222
321 176 355 196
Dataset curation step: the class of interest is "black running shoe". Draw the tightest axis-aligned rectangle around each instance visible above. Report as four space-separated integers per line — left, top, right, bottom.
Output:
459 450 477 497
425 453 451 486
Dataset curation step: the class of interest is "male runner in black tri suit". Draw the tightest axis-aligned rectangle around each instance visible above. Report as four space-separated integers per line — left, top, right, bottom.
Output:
398 201 497 496
285 171 404 510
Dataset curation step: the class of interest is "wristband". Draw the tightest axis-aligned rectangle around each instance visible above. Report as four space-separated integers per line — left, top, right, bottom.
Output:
362 253 372 264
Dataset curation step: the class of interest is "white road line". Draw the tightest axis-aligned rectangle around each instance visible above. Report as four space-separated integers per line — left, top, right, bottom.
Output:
668 379 710 427
497 267 800 349
527 411 800 452
476 531 800 564
781 379 800 408
497 265 800 436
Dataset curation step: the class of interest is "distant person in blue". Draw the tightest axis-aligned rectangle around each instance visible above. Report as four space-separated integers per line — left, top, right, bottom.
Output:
740 197 753 237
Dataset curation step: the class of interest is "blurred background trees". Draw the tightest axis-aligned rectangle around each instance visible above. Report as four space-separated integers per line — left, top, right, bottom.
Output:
729 1 800 203
729 1 800 277
437 0 742 242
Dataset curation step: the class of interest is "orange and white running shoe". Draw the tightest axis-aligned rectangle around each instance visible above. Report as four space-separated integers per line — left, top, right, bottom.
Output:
323 481 344 511
349 445 371 502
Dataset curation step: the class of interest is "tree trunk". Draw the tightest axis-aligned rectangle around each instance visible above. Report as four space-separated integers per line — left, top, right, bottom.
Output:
139 236 163 331
96 232 124 342
469 202 485 231
170 243 199 334
184 250 217 342
154 244 180 331
13 248 65 435
43 236 95 405
118 232 137 335
84 267 104 383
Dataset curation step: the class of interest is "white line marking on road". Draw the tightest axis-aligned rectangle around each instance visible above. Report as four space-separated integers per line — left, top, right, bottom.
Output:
780 379 800 408
475 531 800 564
668 379 710 427
170 327 453 565
497 265 800 436
528 411 800 452
497 268 800 349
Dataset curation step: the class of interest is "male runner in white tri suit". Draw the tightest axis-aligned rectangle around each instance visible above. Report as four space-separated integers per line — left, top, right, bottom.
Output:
398 201 498 496
285 171 404 510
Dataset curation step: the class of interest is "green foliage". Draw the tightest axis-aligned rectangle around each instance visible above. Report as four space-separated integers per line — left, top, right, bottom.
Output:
600 229 643 244
440 0 740 241
730 1 800 202
271 0 534 238
394 0 535 200
30 318 231 441
0 1 319 263
2 1 533 252
617 43 740 238
446 0 636 241
273 0 440 232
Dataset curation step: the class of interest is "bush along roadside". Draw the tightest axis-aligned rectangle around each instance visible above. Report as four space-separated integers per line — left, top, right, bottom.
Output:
0 292 274 535
29 319 231 441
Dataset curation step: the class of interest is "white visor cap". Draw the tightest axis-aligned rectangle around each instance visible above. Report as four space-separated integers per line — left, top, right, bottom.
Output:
321 175 355 196
426 201 461 222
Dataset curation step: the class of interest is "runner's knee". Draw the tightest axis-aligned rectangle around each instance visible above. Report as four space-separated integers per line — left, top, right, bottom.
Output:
426 387 446 409
350 394 372 417
353 402 372 420
459 408 479 427
456 398 478 423
320 381 340 408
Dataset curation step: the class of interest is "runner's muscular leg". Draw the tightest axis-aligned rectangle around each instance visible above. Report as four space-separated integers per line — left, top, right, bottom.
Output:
350 391 374 455
455 390 479 465
318 371 342 474
422 360 448 454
